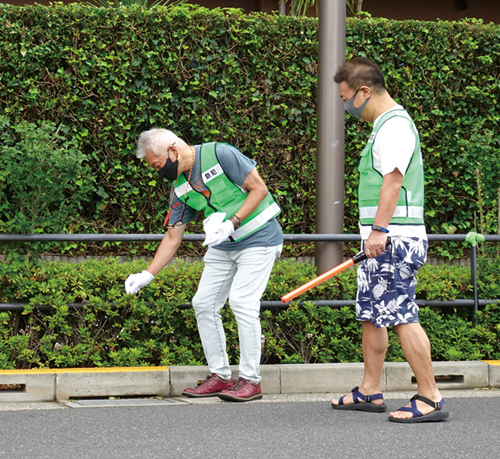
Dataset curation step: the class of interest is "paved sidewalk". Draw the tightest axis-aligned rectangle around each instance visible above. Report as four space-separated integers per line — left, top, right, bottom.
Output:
1 388 499 411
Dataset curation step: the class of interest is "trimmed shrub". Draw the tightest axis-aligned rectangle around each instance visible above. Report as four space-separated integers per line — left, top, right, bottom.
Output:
0 257 499 369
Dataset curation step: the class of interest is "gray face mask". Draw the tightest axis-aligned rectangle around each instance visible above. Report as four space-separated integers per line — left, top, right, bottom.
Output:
344 88 371 119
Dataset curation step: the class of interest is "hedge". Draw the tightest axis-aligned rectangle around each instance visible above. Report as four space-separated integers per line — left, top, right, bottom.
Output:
1 256 499 369
0 5 499 259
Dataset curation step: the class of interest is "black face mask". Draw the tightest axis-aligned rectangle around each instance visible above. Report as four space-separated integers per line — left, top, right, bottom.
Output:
158 157 178 181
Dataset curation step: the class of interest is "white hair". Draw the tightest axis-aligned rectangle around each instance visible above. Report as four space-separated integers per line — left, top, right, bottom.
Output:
136 129 188 158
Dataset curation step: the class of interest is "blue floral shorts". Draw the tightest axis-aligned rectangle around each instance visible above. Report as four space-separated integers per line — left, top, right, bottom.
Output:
356 237 428 328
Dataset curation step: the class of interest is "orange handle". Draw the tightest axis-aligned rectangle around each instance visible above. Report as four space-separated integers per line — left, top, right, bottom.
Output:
281 258 355 303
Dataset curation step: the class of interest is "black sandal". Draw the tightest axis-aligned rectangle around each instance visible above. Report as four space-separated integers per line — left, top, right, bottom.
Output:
332 386 387 412
389 394 449 423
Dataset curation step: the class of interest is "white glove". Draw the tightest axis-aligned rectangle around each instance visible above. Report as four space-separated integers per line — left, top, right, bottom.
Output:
203 212 226 233
203 213 235 248
125 270 155 294
203 212 226 246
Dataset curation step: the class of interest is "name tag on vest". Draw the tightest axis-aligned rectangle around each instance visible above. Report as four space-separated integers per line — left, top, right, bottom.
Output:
202 164 223 184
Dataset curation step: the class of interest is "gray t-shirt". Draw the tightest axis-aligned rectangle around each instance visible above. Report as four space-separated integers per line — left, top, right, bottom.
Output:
167 143 282 251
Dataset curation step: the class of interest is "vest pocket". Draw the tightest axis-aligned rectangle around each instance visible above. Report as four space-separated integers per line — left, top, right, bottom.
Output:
358 146 371 173
397 187 409 208
209 179 235 207
359 186 381 209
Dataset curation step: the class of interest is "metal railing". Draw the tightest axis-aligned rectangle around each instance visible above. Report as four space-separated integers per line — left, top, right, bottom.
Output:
1 233 499 321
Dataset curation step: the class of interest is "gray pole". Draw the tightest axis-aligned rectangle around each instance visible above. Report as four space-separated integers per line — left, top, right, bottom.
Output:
279 0 286 15
315 0 346 274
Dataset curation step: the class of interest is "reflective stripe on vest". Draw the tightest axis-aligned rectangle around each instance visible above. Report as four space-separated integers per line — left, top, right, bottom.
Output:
360 206 424 220
232 202 281 240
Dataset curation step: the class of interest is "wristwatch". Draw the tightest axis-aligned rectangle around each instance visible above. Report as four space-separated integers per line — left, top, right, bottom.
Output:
372 224 389 233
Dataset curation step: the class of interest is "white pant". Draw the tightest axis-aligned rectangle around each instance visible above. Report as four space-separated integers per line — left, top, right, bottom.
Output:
192 244 282 384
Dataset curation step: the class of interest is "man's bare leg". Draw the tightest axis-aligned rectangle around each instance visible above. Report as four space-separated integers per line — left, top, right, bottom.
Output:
389 323 444 419
332 321 387 406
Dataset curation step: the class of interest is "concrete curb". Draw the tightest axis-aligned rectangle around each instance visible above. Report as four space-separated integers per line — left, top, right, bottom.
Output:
1 361 499 403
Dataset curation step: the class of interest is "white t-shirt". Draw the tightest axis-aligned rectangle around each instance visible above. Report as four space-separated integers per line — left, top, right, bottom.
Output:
359 105 427 240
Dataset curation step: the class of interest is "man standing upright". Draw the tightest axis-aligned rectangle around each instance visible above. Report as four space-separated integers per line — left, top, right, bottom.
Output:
331 57 448 423
125 129 282 402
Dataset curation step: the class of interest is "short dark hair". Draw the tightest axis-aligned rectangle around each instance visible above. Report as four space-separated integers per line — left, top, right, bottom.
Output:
334 57 386 92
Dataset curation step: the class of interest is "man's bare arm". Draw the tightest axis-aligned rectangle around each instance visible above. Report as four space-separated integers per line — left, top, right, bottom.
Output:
146 224 186 276
364 168 403 258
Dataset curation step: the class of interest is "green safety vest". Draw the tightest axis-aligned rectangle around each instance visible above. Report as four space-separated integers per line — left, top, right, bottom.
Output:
174 142 281 242
358 109 425 227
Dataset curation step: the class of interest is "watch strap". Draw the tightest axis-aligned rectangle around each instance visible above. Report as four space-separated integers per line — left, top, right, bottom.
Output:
372 224 389 233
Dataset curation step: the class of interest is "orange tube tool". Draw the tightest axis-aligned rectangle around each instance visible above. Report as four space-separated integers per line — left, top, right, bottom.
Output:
281 239 391 303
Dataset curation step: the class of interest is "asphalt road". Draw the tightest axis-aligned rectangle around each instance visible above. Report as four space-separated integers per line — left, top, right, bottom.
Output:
1 395 499 459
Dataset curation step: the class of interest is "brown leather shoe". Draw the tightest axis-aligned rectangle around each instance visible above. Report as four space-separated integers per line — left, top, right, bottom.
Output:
218 377 262 402
182 374 233 398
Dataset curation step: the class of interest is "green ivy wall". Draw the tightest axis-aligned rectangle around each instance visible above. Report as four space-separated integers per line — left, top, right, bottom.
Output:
0 5 499 258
